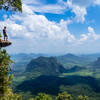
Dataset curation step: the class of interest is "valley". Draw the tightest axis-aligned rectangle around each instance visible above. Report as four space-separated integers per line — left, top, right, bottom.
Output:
11 53 100 100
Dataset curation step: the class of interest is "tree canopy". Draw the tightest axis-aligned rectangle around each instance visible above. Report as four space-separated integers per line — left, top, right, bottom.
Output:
0 0 22 12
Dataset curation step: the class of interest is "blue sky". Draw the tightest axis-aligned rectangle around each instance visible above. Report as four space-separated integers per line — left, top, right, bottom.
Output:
0 0 100 54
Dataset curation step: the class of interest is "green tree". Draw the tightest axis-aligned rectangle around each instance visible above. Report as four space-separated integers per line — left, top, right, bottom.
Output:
0 49 22 100
0 49 13 97
77 95 89 100
34 93 52 100
29 98 35 100
84 96 89 100
56 92 72 100
0 0 22 12
77 96 83 100
0 0 22 99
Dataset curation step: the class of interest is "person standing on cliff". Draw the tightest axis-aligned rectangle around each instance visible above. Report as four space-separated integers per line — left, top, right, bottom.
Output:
3 26 8 41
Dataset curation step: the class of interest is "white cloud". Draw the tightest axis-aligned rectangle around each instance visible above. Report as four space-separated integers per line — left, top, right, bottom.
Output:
22 4 34 14
22 0 67 14
0 4 76 53
31 4 66 14
58 0 88 23
1 2 100 54
59 0 100 23
94 0 100 5
72 5 87 23
65 0 87 23
71 0 93 7
22 0 42 5
78 26 100 43
71 0 100 7
21 0 100 23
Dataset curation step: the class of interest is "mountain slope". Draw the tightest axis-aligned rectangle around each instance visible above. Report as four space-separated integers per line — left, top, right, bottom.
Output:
25 57 66 76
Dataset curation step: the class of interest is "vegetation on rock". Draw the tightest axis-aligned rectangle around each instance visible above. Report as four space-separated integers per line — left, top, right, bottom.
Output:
0 0 22 12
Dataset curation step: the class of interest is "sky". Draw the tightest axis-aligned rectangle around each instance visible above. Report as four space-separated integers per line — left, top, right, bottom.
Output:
0 0 100 54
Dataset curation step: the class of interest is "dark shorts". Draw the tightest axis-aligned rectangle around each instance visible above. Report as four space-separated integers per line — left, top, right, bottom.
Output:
3 33 8 37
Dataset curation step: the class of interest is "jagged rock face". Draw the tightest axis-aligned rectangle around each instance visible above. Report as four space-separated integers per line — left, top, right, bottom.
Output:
26 57 66 76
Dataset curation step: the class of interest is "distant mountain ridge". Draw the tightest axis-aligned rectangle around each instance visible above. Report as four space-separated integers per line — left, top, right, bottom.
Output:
11 53 100 75
11 53 100 63
11 53 50 62
56 53 92 68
